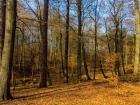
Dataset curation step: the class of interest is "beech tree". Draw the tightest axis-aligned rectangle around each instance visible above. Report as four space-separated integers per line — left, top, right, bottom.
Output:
0 0 17 100
0 0 6 65
64 0 70 83
77 0 82 81
134 0 140 74
39 0 49 87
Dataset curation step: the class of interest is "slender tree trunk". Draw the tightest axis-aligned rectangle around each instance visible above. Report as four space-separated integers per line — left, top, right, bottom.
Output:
82 37 91 80
77 0 82 82
83 49 91 80
133 33 136 64
125 33 128 69
0 0 17 101
93 0 98 80
60 33 65 77
64 0 70 83
134 0 140 74
39 0 49 88
114 24 121 76
93 21 97 80
120 22 125 75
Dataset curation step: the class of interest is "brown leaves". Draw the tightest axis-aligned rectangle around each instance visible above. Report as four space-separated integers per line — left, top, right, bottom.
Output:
1 81 140 105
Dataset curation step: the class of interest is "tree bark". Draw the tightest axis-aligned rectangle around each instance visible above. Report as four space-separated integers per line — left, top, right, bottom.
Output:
120 21 125 75
114 23 121 76
39 0 49 88
64 0 70 83
93 0 98 80
0 0 6 65
93 20 97 80
134 0 140 74
60 33 65 77
0 0 17 101
77 0 82 82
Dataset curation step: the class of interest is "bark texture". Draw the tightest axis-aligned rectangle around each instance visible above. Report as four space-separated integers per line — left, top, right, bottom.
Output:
0 0 17 101
39 0 49 87
134 0 140 74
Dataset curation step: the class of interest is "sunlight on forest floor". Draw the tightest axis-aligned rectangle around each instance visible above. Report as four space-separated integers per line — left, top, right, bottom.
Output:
1 81 140 105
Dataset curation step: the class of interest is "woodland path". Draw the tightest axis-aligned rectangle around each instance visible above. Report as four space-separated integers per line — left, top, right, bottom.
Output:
1 81 140 105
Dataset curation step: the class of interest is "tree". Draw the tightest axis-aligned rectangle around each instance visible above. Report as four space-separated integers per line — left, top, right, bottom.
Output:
64 0 70 83
107 0 125 76
81 0 92 80
39 0 49 87
134 0 140 74
93 0 98 80
0 0 6 65
0 0 17 100
77 0 82 81
82 40 91 80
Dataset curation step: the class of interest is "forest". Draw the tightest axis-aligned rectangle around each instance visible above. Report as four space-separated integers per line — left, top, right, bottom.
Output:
0 0 140 105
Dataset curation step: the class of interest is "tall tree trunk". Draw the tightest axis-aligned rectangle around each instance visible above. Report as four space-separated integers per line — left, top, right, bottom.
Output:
39 0 49 88
114 24 121 76
0 0 6 65
0 0 17 101
120 21 125 75
93 20 97 80
93 0 98 80
77 0 82 82
60 33 65 77
125 32 128 70
134 0 140 74
64 0 70 83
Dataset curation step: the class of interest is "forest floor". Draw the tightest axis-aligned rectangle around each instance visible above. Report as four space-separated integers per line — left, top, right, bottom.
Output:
1 80 140 105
